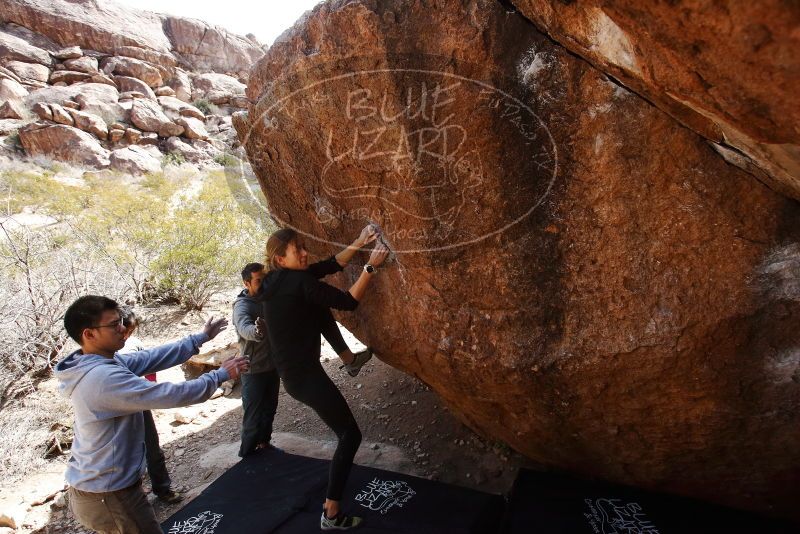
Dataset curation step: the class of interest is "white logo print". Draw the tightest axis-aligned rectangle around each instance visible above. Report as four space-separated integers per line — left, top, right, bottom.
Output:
583 498 660 534
355 478 417 514
167 510 224 534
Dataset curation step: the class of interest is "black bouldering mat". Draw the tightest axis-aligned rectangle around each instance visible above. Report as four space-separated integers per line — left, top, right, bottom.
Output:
162 448 504 533
503 469 797 534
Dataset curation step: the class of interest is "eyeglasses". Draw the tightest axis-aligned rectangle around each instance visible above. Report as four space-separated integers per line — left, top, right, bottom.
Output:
90 319 124 330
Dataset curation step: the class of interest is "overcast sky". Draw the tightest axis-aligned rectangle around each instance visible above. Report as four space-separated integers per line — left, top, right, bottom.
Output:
113 0 322 45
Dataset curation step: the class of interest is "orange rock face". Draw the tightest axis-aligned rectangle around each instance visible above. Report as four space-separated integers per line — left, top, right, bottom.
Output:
237 0 800 520
510 0 800 200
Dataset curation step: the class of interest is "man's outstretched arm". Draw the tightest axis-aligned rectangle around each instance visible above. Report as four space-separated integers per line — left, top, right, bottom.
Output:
117 317 228 376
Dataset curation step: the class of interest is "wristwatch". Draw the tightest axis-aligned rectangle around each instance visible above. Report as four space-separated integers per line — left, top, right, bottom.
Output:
364 264 376 274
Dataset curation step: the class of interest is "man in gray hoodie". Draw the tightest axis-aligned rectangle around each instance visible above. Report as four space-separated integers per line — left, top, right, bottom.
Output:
55 295 249 534
233 262 280 457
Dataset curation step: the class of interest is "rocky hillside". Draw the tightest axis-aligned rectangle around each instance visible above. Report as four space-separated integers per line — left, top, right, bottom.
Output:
0 0 263 172
235 0 800 521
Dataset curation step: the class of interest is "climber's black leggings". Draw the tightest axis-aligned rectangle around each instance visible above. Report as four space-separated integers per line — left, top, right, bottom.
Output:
281 362 362 501
319 307 349 356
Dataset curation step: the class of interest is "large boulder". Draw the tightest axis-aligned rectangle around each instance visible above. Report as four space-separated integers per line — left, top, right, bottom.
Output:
25 82 122 125
165 67 192 102
174 116 208 140
63 56 99 74
112 45 177 68
24 82 117 108
52 45 82 60
162 16 262 74
0 0 174 58
237 0 800 521
102 56 162 88
0 0 262 74
49 70 93 85
190 72 245 103
129 97 181 137
509 1 800 201
116 76 156 100
0 21 60 53
0 77 27 102
4 61 50 83
109 145 161 175
19 122 109 167
48 103 73 126
0 99 25 119
67 108 108 140
157 95 203 121
0 27 53 65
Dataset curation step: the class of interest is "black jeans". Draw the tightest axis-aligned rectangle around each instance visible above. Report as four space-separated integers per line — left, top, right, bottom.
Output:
142 409 171 495
282 363 361 501
239 369 280 457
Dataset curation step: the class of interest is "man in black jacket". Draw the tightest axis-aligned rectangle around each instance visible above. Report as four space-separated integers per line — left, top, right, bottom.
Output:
233 262 279 457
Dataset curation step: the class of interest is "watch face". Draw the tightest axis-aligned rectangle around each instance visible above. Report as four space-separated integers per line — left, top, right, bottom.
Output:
365 264 375 273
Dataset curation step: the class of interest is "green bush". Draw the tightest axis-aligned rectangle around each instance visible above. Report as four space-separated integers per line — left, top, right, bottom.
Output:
213 152 239 167
192 98 218 115
148 171 266 309
5 132 20 148
163 151 187 167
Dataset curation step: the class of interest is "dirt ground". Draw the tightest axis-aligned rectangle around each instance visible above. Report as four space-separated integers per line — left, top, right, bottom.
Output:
0 291 537 533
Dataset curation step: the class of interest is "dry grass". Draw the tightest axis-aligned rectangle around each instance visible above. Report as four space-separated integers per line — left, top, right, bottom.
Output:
0 378 73 483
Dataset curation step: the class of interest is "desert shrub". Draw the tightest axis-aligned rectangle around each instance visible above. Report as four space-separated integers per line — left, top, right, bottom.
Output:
163 151 187 167
213 152 239 167
192 98 218 115
0 166 272 402
0 220 130 406
5 131 20 148
148 171 267 309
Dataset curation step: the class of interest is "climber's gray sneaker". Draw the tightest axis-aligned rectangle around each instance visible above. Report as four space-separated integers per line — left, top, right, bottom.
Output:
340 348 373 377
320 511 363 530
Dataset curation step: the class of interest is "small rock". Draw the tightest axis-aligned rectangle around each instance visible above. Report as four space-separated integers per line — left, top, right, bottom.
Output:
174 448 185 457
174 412 194 425
0 100 25 120
31 102 52 121
52 492 67 509
63 56 99 74
50 104 73 126
370 443 379 450
411 400 417 406
138 132 159 145
356 383 362 389
109 128 125 142
53 46 82 60
124 127 141 144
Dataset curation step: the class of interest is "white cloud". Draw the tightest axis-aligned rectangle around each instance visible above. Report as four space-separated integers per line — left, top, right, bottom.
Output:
113 0 322 45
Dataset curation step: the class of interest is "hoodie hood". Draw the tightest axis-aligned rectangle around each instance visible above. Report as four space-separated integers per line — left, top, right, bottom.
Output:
235 287 259 302
54 350 115 398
